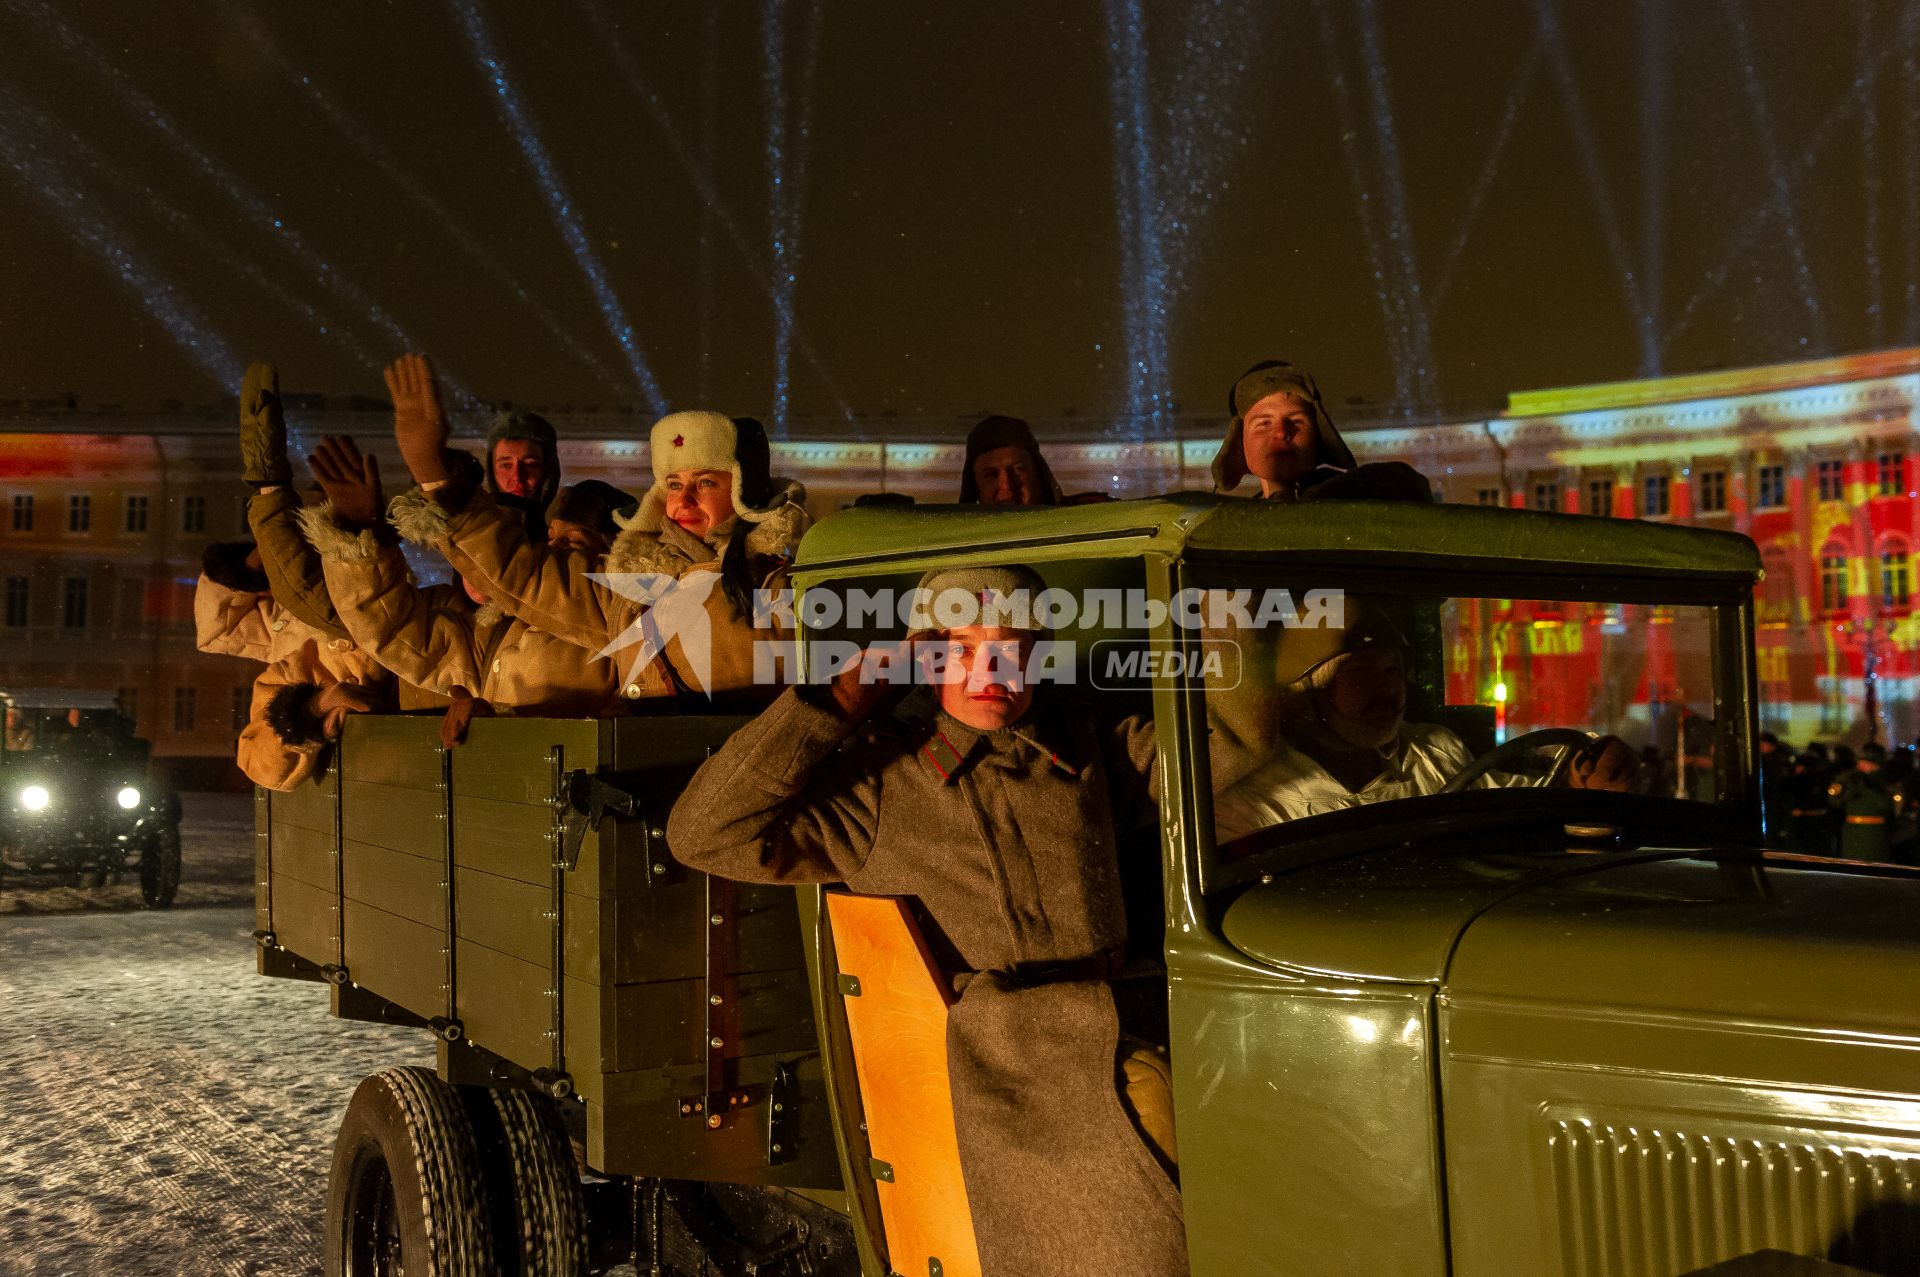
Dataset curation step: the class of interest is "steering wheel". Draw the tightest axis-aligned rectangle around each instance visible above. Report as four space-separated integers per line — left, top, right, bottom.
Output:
1438 726 1598 794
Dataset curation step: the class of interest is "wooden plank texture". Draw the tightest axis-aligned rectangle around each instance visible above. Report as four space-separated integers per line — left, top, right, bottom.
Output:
271 873 338 968
343 899 445 1016
451 795 551 886
341 716 442 789
454 866 551 968
452 718 600 804
269 767 337 835
826 893 981 1277
267 820 337 894
456 939 555 1073
254 788 272 934
342 780 443 857
343 839 444 932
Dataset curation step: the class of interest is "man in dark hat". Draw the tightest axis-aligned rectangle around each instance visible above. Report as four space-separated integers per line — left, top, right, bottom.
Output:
958 414 1063 506
486 409 562 540
1212 360 1431 502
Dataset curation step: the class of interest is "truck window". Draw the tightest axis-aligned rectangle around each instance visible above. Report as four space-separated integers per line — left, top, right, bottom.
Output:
1188 575 1739 864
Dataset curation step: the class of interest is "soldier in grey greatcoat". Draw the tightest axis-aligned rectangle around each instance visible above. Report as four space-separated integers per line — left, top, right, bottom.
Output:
667 566 1187 1277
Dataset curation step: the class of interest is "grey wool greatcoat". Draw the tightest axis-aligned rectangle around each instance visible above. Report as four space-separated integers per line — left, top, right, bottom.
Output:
666 687 1188 1277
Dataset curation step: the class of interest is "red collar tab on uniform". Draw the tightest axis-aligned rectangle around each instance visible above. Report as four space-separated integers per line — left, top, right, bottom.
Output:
921 728 967 783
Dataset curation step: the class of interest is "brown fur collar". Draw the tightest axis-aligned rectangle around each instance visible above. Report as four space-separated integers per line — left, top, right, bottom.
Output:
295 503 382 561
603 497 810 579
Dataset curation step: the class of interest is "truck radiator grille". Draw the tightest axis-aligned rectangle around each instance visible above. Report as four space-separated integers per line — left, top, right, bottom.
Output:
1547 1117 1920 1277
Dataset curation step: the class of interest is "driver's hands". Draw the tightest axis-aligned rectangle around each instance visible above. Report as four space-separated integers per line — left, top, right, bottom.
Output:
1566 735 1636 792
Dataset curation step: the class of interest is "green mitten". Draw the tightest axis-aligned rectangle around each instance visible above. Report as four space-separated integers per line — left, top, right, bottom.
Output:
239 361 291 487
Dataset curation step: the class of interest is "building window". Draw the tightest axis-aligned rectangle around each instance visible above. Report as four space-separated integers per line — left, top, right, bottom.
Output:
67 494 90 533
230 685 250 732
1584 477 1614 516
1531 481 1559 512
3 577 27 628
1756 464 1786 509
1815 459 1845 502
1878 451 1905 497
61 576 89 629
119 686 139 727
173 686 196 734
1642 474 1671 517
1475 487 1501 507
11 494 32 531
1697 470 1727 513
124 494 148 533
1819 550 1850 615
1881 545 1911 610
181 494 206 534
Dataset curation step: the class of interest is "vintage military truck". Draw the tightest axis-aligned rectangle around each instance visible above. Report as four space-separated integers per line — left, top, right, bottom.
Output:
256 496 1920 1276
3 686 182 906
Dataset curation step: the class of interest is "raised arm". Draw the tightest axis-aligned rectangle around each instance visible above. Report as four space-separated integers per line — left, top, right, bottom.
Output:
240 361 350 640
388 483 626 651
304 436 483 698
666 679 887 885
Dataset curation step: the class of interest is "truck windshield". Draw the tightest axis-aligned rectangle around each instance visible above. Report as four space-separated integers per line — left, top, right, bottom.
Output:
1192 577 1738 857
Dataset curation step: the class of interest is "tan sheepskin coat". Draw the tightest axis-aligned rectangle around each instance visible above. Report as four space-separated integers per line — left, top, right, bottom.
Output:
300 506 617 716
389 485 807 704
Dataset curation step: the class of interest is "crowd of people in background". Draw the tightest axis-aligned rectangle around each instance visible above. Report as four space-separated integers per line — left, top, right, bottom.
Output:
1759 733 1914 864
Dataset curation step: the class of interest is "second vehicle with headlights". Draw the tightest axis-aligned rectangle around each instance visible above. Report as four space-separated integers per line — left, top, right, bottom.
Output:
1 688 182 907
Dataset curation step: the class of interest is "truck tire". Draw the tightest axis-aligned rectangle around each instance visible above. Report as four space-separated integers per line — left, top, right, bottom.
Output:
463 1086 588 1276
139 822 181 910
323 1066 494 1276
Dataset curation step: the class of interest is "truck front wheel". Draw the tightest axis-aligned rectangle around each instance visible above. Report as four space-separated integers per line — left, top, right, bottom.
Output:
324 1066 494 1276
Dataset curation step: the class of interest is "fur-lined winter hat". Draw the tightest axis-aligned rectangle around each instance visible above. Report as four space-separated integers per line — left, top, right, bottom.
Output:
958 415 1063 505
616 412 786 534
485 410 561 511
1211 360 1356 492
906 564 1051 638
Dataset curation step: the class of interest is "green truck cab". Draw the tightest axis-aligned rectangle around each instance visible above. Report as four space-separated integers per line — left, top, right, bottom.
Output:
256 496 1920 1276
3 686 181 906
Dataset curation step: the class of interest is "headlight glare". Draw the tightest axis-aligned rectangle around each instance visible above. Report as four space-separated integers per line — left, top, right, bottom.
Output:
116 786 141 810
20 785 50 812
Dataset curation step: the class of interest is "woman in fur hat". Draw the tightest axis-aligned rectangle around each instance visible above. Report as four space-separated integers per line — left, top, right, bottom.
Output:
383 354 808 702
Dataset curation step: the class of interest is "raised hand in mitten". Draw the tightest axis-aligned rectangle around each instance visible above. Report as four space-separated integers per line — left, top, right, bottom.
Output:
239 361 292 487
384 353 452 485
308 436 385 530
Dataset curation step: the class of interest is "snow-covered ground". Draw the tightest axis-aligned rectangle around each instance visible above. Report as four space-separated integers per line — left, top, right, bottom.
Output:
0 793 432 1276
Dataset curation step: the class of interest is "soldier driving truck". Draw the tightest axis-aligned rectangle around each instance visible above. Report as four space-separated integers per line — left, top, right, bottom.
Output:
252 492 1920 1277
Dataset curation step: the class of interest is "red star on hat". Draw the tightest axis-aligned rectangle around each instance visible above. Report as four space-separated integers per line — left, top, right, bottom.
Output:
672 434 685 447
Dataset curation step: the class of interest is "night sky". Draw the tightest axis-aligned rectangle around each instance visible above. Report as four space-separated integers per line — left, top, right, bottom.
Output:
0 1 1911 424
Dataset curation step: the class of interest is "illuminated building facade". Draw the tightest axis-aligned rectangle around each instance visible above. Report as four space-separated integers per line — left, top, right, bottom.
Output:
1 345 1913 784
1354 348 1920 747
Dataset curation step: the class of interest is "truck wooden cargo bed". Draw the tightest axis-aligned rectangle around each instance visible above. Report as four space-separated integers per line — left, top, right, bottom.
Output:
253 713 843 1193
